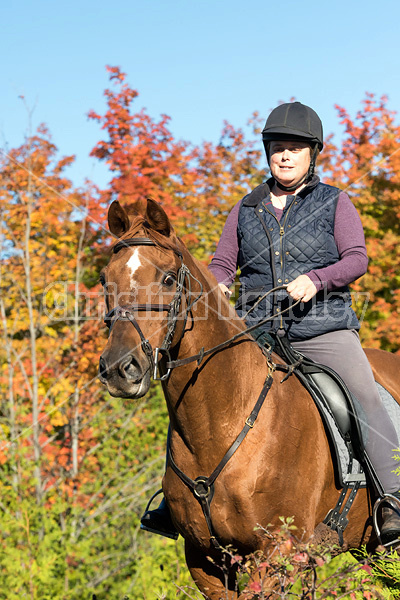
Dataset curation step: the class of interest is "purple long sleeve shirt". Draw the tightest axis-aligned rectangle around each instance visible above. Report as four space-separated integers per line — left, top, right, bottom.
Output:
208 189 368 292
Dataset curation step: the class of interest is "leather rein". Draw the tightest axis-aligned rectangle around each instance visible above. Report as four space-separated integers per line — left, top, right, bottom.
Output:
104 236 298 549
105 236 298 377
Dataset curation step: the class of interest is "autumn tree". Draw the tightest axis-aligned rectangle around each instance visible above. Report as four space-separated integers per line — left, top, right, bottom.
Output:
88 66 197 222
0 126 97 503
88 66 265 258
2 70 400 598
0 127 187 598
320 94 400 352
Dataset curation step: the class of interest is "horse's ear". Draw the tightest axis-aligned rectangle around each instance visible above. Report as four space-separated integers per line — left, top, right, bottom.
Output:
108 201 130 237
145 198 171 237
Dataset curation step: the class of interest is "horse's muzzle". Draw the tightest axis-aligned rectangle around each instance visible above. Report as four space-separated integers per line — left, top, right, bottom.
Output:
99 352 151 398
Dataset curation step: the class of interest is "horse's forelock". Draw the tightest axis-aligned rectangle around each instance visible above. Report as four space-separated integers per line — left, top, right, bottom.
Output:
108 217 217 293
109 215 182 256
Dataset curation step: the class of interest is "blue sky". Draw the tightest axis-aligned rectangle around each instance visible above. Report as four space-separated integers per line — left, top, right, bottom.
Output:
2 0 400 189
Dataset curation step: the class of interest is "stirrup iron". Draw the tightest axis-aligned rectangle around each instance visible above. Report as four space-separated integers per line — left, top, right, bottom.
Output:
373 494 400 548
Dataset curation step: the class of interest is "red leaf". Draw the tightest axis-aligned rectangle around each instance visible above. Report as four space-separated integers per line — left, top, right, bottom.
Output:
249 581 262 592
293 552 308 563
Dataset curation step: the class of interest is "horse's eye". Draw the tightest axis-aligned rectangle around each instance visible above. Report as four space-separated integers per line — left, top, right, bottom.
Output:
162 273 176 287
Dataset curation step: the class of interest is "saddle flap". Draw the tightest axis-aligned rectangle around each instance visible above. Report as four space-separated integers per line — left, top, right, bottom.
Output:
309 372 351 438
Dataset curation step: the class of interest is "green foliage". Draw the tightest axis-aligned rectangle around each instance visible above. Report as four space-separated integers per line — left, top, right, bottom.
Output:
0 382 171 599
128 537 196 600
353 547 400 599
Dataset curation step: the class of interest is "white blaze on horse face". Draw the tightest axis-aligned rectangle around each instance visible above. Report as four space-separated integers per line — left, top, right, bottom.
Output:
126 248 142 288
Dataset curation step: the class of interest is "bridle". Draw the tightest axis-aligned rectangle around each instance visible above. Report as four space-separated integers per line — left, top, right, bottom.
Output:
104 236 301 380
104 237 202 381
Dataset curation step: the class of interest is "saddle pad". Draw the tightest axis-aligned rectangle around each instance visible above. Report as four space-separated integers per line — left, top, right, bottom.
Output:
321 382 400 489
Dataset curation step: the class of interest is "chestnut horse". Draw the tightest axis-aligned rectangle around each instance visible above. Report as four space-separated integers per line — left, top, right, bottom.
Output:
99 198 400 599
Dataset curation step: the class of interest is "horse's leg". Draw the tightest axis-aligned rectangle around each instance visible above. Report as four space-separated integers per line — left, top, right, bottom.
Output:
184 539 239 600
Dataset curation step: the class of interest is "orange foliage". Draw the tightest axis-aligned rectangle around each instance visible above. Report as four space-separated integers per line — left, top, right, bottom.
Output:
320 94 400 352
88 66 265 257
0 127 105 504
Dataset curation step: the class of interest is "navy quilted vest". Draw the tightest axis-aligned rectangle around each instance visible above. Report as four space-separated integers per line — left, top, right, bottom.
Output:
236 177 360 341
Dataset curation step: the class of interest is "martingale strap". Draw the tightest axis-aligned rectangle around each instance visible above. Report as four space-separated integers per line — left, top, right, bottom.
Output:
168 373 274 550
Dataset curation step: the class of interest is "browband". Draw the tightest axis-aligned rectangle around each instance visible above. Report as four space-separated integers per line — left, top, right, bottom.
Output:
113 237 183 258
113 238 157 254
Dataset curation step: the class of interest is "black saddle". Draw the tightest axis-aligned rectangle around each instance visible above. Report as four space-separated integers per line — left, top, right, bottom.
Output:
273 334 365 459
271 333 379 543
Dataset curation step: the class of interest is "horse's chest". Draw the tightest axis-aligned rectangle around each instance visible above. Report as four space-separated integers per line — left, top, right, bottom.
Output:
166 468 274 549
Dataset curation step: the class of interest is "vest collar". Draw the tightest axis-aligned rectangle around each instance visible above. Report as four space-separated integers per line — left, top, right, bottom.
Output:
243 175 320 207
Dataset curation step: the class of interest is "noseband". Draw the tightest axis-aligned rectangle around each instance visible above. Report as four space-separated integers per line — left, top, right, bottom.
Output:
104 237 201 381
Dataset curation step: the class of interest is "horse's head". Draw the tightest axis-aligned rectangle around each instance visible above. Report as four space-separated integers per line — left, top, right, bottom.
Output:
99 198 197 398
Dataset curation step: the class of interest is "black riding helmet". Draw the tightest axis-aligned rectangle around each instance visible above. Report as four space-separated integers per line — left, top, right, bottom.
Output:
262 102 323 192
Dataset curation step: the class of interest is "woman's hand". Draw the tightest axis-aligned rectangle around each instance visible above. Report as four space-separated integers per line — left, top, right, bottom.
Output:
218 283 232 298
286 275 317 302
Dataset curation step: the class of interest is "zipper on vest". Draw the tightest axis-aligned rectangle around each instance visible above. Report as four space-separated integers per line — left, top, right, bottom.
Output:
263 201 295 272
278 202 296 328
262 204 286 329
255 205 280 318
263 200 296 329
279 202 295 266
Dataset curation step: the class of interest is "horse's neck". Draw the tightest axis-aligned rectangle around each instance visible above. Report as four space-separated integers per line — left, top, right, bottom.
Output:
165 257 267 464
179 254 249 362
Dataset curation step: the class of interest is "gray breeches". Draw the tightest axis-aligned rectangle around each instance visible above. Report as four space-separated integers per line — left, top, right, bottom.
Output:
292 329 399 493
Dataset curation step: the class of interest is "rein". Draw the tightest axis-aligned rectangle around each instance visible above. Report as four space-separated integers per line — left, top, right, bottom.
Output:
165 288 301 371
106 235 299 378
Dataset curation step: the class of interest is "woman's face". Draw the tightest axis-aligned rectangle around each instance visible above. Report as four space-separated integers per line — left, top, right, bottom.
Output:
269 140 311 189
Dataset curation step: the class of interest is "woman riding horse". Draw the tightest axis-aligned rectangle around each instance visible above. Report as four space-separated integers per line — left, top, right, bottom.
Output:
142 101 400 546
